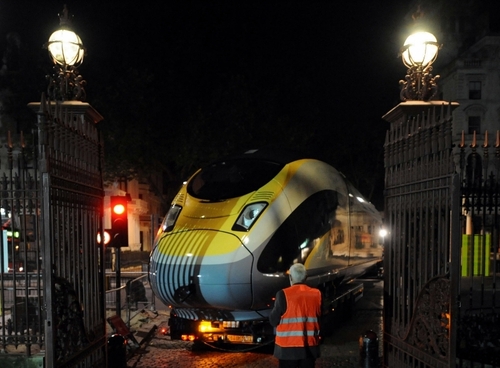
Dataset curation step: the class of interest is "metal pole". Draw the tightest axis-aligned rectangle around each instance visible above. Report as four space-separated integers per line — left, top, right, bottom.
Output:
116 247 121 316
449 173 461 365
150 214 158 312
150 214 156 252
37 99 56 367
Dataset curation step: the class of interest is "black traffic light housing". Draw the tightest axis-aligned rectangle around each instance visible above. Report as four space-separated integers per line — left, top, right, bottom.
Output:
109 195 129 248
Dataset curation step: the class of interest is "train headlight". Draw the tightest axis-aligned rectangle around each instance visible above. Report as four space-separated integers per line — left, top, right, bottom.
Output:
162 205 182 232
232 202 267 231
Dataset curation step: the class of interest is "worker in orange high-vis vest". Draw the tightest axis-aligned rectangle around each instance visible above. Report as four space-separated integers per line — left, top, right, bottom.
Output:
269 263 322 368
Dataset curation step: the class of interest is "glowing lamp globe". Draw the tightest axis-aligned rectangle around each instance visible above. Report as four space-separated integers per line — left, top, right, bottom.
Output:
401 31 439 68
47 29 85 66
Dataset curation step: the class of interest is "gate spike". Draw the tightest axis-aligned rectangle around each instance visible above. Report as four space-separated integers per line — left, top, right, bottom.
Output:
483 130 489 148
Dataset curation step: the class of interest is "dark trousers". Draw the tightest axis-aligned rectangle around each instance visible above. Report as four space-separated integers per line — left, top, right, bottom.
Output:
279 358 316 368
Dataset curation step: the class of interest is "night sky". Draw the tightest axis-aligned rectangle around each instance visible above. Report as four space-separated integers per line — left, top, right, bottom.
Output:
0 1 410 113
0 1 414 208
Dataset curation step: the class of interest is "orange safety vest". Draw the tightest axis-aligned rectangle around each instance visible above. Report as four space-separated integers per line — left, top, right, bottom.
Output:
275 284 321 348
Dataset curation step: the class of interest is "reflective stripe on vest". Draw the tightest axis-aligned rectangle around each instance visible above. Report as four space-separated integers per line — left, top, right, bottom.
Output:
275 284 321 348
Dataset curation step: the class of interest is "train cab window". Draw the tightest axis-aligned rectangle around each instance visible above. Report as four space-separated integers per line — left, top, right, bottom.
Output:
188 159 284 200
257 190 338 273
346 181 378 217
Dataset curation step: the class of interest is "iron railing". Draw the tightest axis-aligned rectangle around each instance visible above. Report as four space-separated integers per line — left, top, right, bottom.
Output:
383 101 500 367
0 98 106 368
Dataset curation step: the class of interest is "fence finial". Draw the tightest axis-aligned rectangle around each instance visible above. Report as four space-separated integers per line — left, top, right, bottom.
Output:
471 131 477 148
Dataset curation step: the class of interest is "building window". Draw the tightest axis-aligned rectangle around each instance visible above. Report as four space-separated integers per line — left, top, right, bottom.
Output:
469 81 481 99
468 116 481 134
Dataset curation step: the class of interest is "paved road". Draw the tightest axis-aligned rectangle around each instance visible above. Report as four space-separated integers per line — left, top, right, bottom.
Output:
123 278 383 368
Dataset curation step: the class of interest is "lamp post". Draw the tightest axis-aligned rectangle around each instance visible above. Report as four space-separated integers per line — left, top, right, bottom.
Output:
45 5 86 101
399 30 441 101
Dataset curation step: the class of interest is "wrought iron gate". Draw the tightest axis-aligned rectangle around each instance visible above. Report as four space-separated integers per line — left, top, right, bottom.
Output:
383 101 500 367
0 96 106 367
383 102 458 367
455 133 500 367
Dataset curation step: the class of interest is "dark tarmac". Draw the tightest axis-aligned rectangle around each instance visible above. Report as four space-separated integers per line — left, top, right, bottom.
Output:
123 277 383 367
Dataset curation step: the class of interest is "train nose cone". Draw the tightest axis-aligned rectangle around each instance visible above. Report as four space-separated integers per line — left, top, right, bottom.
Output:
149 230 253 310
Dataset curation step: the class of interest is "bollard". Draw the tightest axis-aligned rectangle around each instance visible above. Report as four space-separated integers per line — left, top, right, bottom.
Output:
359 330 379 367
108 334 127 368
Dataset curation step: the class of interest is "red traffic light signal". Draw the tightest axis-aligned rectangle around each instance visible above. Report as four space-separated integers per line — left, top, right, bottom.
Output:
109 196 129 247
113 203 126 215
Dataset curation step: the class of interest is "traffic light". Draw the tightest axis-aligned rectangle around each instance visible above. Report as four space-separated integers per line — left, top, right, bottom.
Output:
109 196 129 247
97 229 111 246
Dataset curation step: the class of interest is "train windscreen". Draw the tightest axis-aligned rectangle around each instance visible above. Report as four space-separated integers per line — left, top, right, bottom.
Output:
188 159 284 200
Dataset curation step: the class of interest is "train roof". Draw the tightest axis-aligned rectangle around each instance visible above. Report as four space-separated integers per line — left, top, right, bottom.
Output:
217 147 314 165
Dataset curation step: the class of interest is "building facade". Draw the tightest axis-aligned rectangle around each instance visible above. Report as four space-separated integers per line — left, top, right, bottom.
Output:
410 0 500 149
105 175 164 256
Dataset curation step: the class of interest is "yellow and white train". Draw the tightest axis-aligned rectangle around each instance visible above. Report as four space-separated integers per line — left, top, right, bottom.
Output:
149 148 383 344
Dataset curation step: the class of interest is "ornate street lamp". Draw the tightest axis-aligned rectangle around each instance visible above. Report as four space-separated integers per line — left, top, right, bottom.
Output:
45 5 86 101
399 30 441 101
